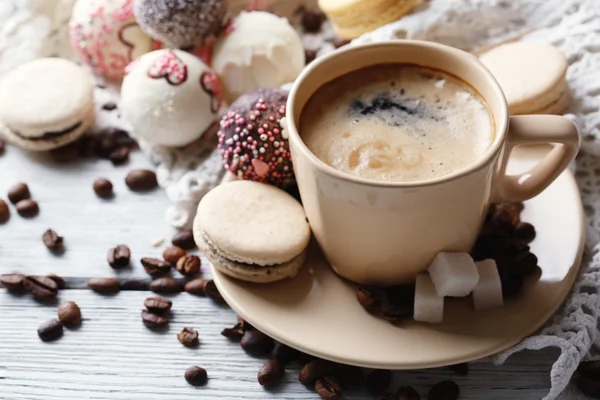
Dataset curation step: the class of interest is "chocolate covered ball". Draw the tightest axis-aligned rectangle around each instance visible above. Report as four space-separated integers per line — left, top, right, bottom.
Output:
134 0 228 49
218 89 293 186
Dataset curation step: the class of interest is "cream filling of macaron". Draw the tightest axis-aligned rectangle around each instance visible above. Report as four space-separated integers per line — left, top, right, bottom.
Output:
9 120 83 141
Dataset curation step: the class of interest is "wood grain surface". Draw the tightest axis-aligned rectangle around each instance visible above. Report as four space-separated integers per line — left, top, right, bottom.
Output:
0 145 584 399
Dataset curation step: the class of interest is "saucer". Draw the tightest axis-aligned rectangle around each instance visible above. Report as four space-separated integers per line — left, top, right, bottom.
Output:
212 147 584 369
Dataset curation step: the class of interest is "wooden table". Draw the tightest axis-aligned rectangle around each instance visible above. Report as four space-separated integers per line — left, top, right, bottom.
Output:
0 146 576 399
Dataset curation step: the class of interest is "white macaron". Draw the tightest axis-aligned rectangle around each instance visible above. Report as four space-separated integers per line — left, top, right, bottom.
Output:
0 58 94 151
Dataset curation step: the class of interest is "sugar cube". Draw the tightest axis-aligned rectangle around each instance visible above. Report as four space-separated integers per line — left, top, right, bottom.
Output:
428 252 479 297
414 274 444 323
472 259 504 311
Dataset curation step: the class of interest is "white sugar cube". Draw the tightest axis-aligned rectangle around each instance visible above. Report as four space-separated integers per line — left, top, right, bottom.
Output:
472 259 504 311
428 252 479 297
414 274 444 323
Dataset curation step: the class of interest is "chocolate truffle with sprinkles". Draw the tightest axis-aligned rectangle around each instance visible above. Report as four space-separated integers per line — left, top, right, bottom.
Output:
218 89 293 186
134 0 228 49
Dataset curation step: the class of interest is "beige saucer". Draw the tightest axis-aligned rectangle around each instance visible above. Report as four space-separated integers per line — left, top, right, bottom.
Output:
212 147 584 368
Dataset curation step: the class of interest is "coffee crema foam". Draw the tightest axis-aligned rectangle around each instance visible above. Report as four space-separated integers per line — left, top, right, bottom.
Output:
300 64 495 183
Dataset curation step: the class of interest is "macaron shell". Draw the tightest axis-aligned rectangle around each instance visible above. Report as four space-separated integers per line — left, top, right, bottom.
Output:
480 42 568 115
194 180 310 266
529 85 571 115
0 58 94 137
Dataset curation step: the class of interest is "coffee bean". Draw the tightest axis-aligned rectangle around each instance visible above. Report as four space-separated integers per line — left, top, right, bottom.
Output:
258 359 285 387
16 199 39 217
184 366 208 386
448 362 468 376
93 178 113 199
315 375 341 399
335 364 365 390
110 128 137 148
7 182 30 204
141 257 172 275
107 245 130 268
513 222 536 243
23 276 59 300
120 279 148 291
333 37 351 48
42 229 63 253
0 273 25 291
299 359 336 386
38 319 63 342
125 169 157 191
149 277 182 293
171 229 196 249
386 285 415 307
382 305 413 323
237 316 254 332
0 199 9 223
50 142 80 162
428 380 460 400
366 369 392 395
397 386 420 400
47 274 66 289
356 287 381 313
102 102 117 111
141 310 169 328
95 132 118 158
301 10 324 33
305 49 317 65
109 146 130 165
513 251 538 277
501 273 523 299
376 393 396 400
58 301 82 326
178 327 199 347
163 245 186 264
241 330 274 357
144 297 172 313
221 323 244 341
184 278 206 295
202 279 224 303
176 255 201 276
87 278 120 294
298 352 316 366
271 342 300 365
576 374 600 398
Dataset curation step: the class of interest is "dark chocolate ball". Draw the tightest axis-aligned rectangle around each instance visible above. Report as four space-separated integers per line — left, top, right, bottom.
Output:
217 89 293 186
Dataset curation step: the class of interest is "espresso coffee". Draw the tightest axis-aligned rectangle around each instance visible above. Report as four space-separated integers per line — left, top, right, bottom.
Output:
300 64 495 183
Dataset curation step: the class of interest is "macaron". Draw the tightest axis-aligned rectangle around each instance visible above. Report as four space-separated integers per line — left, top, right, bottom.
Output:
121 49 221 147
479 42 570 115
319 0 421 39
193 180 311 283
0 58 94 151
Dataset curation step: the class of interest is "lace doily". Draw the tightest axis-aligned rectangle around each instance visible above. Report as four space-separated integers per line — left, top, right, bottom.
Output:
1 1 600 399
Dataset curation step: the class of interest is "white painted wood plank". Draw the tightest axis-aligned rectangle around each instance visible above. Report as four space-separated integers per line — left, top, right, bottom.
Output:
0 290 574 400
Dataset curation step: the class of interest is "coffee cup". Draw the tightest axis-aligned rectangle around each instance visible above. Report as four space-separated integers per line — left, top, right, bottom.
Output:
285 40 580 285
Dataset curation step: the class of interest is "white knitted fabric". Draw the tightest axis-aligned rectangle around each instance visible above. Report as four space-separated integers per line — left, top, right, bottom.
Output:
1 1 600 399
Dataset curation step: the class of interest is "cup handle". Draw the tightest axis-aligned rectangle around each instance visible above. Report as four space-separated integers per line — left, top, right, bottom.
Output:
492 115 580 203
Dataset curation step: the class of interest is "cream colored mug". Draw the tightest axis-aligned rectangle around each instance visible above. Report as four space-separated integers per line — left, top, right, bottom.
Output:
286 40 580 286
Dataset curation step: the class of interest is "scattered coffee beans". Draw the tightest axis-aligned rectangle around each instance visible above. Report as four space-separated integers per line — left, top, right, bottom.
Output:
87 278 120 294
47 274 66 289
149 277 182 293
356 287 381 313
178 327 199 347
0 199 9 223
42 229 64 253
185 366 208 386
271 342 301 365
7 182 30 204
315 375 341 399
144 297 172 313
38 319 64 342
299 359 336 386
301 10 325 32
427 380 460 400
102 102 117 111
23 275 59 300
109 146 130 165
171 229 196 249
176 255 201 276
50 143 80 162
305 49 317 65
125 169 157 191
141 257 172 275
95 132 118 158
382 305 413 323
141 310 169 329
449 363 468 376
203 280 224 303
120 279 149 291
163 245 186 265
107 245 131 268
184 278 206 295
513 222 536 243
240 330 274 357
221 322 244 341
93 178 114 199
335 365 365 390
397 386 420 400
366 369 392 395
16 199 39 217
258 359 285 387
333 37 351 48
0 273 25 291
58 301 82 326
